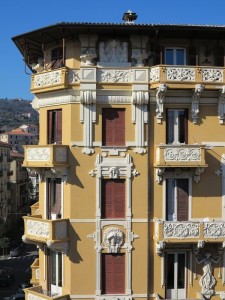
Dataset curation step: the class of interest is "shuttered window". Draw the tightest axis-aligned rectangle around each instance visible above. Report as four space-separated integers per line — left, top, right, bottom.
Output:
102 108 125 146
102 254 125 294
48 109 62 144
176 179 189 221
102 179 125 219
47 178 62 219
166 178 189 221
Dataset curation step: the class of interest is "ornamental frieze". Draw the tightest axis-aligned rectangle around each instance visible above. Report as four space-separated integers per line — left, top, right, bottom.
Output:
202 68 223 82
204 222 225 238
164 222 200 238
33 70 62 88
166 67 195 81
27 220 50 238
164 147 201 161
27 148 50 161
97 69 130 83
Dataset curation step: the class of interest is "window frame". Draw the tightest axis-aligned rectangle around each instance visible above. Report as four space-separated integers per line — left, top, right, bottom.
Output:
166 109 188 144
165 47 186 65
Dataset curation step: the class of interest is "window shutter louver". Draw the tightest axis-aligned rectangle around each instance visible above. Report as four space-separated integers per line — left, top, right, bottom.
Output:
102 254 125 294
56 109 62 144
177 179 189 221
48 111 53 144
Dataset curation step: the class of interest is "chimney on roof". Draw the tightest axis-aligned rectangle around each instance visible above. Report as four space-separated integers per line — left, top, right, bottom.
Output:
122 10 137 25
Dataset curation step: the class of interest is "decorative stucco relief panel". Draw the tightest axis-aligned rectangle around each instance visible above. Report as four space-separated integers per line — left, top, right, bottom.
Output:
27 220 50 238
164 222 200 239
164 147 201 161
27 148 50 161
33 70 62 88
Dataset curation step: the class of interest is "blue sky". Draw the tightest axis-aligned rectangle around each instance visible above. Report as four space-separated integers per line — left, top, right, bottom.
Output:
2 0 225 100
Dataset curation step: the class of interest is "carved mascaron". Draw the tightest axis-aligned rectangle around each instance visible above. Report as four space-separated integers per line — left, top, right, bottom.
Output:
104 227 124 253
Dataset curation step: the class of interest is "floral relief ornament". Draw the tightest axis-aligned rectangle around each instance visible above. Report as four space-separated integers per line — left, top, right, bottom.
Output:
104 227 124 253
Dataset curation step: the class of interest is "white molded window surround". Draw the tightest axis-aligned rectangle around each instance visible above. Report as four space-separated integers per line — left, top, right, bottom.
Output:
166 109 188 144
165 48 186 65
50 251 63 295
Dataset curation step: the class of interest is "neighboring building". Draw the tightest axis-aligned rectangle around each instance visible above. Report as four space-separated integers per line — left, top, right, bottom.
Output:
0 142 12 235
0 127 37 153
20 124 39 135
13 12 225 300
9 150 29 225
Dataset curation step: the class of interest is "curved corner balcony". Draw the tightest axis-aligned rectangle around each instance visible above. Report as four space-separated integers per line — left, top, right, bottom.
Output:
23 145 69 169
155 144 207 168
154 219 225 244
150 65 225 89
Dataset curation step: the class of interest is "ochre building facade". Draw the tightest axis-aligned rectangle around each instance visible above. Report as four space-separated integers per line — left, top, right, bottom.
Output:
13 15 225 300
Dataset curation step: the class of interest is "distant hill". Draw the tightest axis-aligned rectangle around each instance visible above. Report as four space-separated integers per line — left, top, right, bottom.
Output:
0 98 38 132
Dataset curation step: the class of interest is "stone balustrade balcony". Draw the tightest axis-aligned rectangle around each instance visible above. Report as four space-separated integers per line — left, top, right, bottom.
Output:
25 286 70 300
23 145 69 169
23 215 69 246
154 219 225 244
30 258 39 286
150 65 225 89
31 67 68 93
155 144 207 168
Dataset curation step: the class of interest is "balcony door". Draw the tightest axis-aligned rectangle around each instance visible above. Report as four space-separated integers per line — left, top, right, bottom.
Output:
166 252 186 299
165 48 186 65
166 109 188 144
166 178 189 221
47 250 62 295
47 178 62 220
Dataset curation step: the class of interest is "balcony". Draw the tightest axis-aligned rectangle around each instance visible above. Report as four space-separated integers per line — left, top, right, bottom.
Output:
30 258 39 286
30 201 39 215
154 219 225 244
23 215 69 254
23 145 69 169
31 67 68 94
150 65 225 90
155 144 207 168
25 286 70 300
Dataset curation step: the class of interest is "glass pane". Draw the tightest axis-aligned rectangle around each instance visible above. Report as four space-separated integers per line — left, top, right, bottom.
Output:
165 49 174 65
51 251 56 285
178 110 186 143
177 254 185 288
167 254 174 289
176 49 185 65
167 110 175 144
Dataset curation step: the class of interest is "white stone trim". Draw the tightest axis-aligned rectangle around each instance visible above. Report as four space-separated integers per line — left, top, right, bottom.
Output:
202 142 225 147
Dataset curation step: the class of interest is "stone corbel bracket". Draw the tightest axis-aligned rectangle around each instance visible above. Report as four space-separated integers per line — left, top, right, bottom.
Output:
156 83 167 124
156 241 166 256
192 84 204 124
193 167 204 183
218 86 225 124
22 235 44 251
156 168 165 184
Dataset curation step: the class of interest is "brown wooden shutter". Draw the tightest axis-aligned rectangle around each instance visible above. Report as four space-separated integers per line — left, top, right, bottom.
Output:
56 109 62 145
188 46 197 66
102 108 125 146
177 179 189 221
102 254 125 294
48 110 53 144
102 179 125 219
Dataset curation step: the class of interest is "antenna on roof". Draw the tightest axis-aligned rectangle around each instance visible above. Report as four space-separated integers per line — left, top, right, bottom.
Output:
122 10 137 25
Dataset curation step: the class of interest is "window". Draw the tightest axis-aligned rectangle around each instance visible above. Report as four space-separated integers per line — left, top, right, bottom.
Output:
47 250 62 295
50 47 64 69
102 108 125 146
47 178 62 219
48 109 62 144
102 254 125 294
102 179 125 219
165 48 186 65
166 252 186 299
166 109 188 144
166 178 189 221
